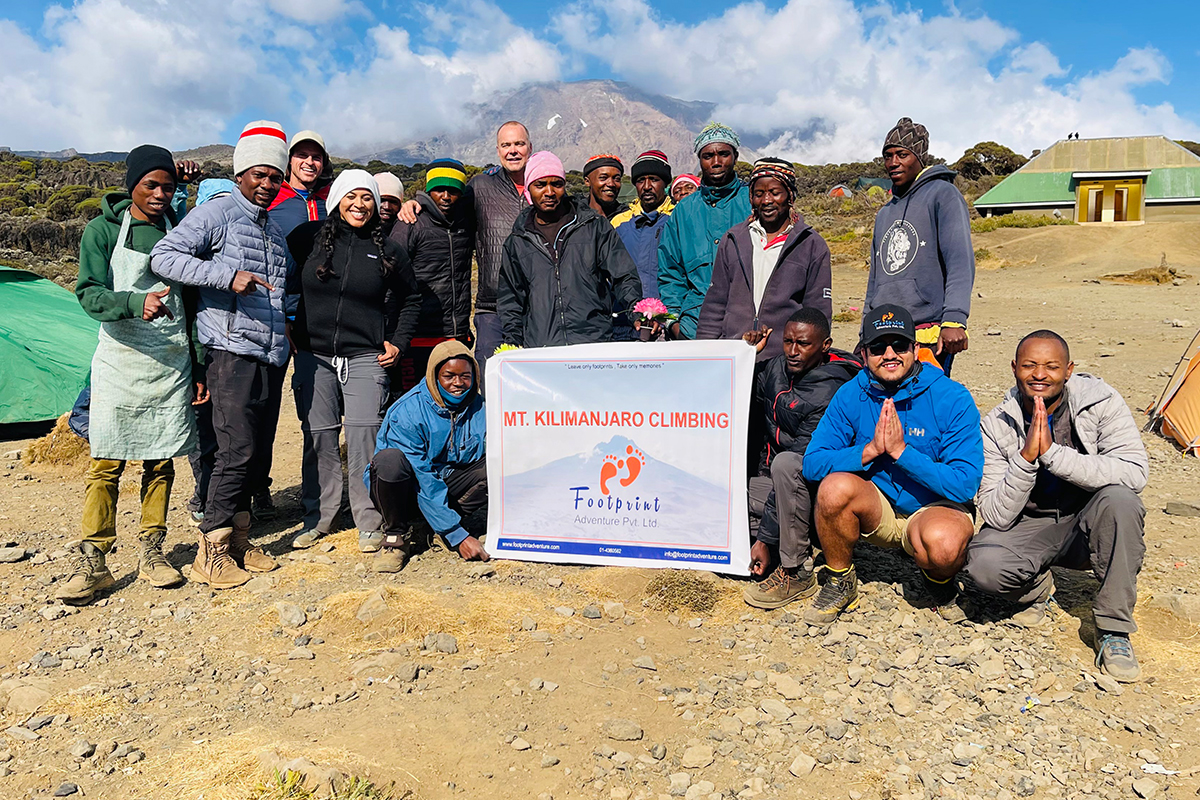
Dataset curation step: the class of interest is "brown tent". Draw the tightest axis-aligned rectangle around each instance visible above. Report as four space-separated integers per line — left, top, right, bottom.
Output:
1146 330 1200 455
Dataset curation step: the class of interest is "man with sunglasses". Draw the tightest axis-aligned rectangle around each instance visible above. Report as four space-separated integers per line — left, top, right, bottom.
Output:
802 305 982 625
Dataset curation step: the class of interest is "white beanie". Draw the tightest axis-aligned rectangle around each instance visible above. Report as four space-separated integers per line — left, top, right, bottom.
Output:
373 172 404 201
326 169 382 216
234 120 288 176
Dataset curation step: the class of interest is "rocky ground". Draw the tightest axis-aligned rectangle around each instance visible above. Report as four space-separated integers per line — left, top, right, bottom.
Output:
1 222 1200 800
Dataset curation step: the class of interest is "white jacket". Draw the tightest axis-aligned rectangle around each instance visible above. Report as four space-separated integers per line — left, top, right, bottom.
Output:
977 373 1149 531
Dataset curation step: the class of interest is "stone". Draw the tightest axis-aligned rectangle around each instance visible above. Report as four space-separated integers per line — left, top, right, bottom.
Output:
581 605 602 619
759 699 794 721
1149 591 1200 624
788 753 816 777
680 745 714 769
0 547 26 563
952 742 983 765
650 743 666 760
684 781 715 800
5 726 39 741
69 740 95 759
603 602 626 620
554 606 575 617
540 753 559 768
890 689 916 717
669 773 691 796
824 721 848 740
287 647 315 661
770 674 804 700
469 563 496 579
275 603 307 629
5 685 50 716
1164 501 1200 517
1132 778 1159 798
977 659 1006 681
511 737 531 751
432 633 458 654
39 605 69 621
53 783 79 796
986 327 1002 336
633 656 657 671
1094 673 1123 695
246 576 275 593
521 616 537 631
356 588 389 622
603 719 643 741
351 653 418 682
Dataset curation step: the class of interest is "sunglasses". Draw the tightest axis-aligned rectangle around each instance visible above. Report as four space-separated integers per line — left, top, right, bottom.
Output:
867 339 915 356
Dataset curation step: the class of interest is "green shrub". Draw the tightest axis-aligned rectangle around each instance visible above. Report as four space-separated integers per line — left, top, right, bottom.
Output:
970 213 1074 233
46 185 99 221
0 196 27 214
974 248 992 261
75 197 103 220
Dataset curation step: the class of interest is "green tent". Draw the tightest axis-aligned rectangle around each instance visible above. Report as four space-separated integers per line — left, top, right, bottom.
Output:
0 266 98 424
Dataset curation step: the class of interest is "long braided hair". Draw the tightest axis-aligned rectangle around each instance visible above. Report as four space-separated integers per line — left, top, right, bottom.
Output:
314 204 396 282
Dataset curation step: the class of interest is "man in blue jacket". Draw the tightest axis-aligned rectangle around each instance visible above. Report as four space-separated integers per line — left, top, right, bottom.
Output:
803 305 982 625
368 340 488 572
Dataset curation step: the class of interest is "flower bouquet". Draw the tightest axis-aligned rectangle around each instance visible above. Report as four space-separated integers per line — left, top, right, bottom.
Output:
631 298 675 341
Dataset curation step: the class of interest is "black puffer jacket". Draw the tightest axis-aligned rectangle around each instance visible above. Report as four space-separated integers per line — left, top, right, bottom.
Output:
756 348 861 473
287 219 421 357
467 167 528 314
498 196 643 348
389 193 475 340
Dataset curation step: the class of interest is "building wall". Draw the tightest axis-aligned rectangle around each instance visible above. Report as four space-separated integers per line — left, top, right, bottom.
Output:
1146 203 1200 222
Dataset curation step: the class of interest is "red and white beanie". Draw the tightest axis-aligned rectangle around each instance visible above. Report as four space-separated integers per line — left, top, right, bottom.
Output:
233 120 288 176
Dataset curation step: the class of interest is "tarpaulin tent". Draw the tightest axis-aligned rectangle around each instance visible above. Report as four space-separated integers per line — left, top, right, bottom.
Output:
828 184 853 198
1146 329 1200 455
0 266 98 424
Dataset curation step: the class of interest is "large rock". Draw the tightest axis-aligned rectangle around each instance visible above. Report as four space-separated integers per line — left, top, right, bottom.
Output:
5 685 50 716
680 745 714 769
769 673 804 700
275 603 307 629
603 719 643 741
350 653 418 682
355 588 389 622
1149 592 1200 624
789 752 816 777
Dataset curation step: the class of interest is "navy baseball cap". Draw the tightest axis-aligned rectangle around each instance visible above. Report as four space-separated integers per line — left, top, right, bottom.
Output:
862 304 916 345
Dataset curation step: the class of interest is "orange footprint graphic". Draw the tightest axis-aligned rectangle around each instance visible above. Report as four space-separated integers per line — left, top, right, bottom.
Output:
620 445 643 487
600 454 621 495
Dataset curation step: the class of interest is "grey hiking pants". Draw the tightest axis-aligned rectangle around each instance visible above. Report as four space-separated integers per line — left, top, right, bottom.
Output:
747 451 814 570
293 351 387 535
964 485 1145 633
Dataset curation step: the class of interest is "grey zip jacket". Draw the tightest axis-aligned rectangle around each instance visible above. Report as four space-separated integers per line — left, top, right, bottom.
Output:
977 373 1149 531
151 190 296 367
865 164 974 328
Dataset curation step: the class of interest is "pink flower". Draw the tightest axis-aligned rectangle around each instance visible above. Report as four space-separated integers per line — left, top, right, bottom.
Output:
632 298 673 322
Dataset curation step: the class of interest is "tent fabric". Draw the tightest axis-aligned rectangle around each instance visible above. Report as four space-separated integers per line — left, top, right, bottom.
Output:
828 184 852 197
1146 330 1200 455
0 266 99 424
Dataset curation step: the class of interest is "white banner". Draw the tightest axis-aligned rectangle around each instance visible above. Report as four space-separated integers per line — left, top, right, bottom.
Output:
485 340 754 575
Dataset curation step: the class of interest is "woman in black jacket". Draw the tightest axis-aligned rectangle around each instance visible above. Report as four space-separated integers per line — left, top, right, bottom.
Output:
287 170 421 553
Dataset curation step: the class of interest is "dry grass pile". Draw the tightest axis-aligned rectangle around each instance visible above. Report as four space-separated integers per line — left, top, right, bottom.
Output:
23 413 88 468
41 687 121 721
250 772 411 800
1102 262 1191 285
643 571 739 616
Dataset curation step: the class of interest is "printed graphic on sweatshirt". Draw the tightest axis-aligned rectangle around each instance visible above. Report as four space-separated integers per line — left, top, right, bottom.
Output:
878 220 924 275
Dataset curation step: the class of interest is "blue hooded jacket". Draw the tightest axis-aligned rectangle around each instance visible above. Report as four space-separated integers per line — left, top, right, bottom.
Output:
802 362 982 515
366 340 485 546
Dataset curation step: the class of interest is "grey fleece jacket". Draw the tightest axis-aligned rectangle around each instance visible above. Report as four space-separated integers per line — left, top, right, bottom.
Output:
977 374 1149 531
865 164 974 328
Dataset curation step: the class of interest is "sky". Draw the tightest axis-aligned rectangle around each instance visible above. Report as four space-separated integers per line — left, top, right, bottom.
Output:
1 0 1197 163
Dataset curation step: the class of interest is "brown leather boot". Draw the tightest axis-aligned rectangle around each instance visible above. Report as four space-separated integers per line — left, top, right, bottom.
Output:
190 527 251 589
231 511 276 573
137 531 185 588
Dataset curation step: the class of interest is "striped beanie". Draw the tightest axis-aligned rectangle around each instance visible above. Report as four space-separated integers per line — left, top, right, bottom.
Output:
233 120 288 176
671 174 700 192
693 122 740 155
883 117 929 165
749 157 798 199
630 150 671 182
425 158 467 192
583 153 623 177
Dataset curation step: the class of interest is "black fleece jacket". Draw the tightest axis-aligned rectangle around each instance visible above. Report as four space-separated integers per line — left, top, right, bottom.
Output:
388 193 475 340
287 219 421 357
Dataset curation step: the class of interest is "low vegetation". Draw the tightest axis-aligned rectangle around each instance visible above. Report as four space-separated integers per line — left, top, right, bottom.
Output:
970 213 1075 233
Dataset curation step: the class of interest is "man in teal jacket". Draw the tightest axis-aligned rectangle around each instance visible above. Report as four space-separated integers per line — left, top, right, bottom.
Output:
657 123 751 340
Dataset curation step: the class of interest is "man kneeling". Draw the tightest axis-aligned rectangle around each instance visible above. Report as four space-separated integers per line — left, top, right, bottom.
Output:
803 305 982 625
965 331 1147 681
367 341 489 571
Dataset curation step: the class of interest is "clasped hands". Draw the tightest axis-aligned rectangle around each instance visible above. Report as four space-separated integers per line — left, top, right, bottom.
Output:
862 398 906 464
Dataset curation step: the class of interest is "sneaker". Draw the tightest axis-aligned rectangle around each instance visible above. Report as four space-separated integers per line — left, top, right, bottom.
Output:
743 566 818 610
291 528 324 549
1096 633 1140 682
188 510 205 528
803 565 859 626
922 571 968 624
251 490 277 522
55 543 116 604
358 530 384 553
1009 573 1056 628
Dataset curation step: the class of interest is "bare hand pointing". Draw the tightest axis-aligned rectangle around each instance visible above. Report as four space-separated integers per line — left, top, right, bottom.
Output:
142 287 174 321
231 271 275 295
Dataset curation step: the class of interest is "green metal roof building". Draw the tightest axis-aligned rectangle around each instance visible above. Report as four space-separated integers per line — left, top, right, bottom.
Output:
974 136 1200 223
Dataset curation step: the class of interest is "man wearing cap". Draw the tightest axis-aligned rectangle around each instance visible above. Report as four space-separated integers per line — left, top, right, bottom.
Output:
611 150 675 338
389 158 475 396
584 154 629 221
802 304 982 625
270 130 332 238
152 120 295 591
658 123 751 341
374 172 404 236
670 174 699 203
865 117 975 376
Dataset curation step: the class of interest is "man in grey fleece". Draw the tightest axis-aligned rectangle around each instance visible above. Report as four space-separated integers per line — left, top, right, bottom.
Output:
865 118 974 376
965 331 1148 682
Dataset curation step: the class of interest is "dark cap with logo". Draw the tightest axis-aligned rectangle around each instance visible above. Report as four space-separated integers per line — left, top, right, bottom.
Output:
862 304 916 345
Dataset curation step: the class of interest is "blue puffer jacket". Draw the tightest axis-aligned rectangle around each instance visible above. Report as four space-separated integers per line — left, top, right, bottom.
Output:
151 189 295 367
803 363 982 515
366 341 486 546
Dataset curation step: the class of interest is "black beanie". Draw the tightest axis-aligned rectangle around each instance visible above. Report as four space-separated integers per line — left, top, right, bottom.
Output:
125 145 177 193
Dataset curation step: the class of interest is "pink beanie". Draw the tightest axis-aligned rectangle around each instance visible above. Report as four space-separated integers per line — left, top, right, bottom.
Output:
523 151 565 202
671 173 700 192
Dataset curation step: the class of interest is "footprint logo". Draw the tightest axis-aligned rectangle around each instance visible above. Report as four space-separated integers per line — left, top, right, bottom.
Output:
600 454 621 495
600 446 644 495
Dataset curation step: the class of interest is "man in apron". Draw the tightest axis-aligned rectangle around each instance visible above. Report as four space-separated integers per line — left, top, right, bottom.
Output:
60 146 204 605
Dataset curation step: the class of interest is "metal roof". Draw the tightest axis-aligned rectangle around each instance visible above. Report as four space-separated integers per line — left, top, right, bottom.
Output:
1021 136 1200 173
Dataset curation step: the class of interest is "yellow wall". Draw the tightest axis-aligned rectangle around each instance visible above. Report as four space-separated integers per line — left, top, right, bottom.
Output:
1075 179 1144 223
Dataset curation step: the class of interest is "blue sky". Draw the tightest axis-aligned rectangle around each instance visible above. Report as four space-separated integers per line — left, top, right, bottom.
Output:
1 0 1196 161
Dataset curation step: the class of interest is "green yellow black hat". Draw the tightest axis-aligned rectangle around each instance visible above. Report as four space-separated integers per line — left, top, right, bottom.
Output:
425 158 467 192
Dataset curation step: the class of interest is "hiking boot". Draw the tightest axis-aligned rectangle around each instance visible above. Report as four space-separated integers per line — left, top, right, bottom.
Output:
55 543 115 604
137 532 184 588
1009 573 1056 628
1096 633 1140 682
231 511 276 573
374 531 415 573
743 566 818 610
291 528 325 549
251 490 277 522
188 510 205 528
922 571 968 624
358 530 384 553
803 565 859 626
190 527 251 590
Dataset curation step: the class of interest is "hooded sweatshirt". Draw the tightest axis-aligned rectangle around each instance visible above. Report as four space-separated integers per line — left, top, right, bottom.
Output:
865 164 974 329
367 340 486 546
803 362 983 515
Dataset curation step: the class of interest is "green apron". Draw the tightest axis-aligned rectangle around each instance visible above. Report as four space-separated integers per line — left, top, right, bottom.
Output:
88 210 197 460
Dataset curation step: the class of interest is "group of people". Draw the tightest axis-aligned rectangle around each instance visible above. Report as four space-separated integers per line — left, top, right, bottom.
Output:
62 114 1149 683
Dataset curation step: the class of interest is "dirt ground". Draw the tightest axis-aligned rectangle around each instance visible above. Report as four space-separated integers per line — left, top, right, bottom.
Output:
2 221 1200 800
